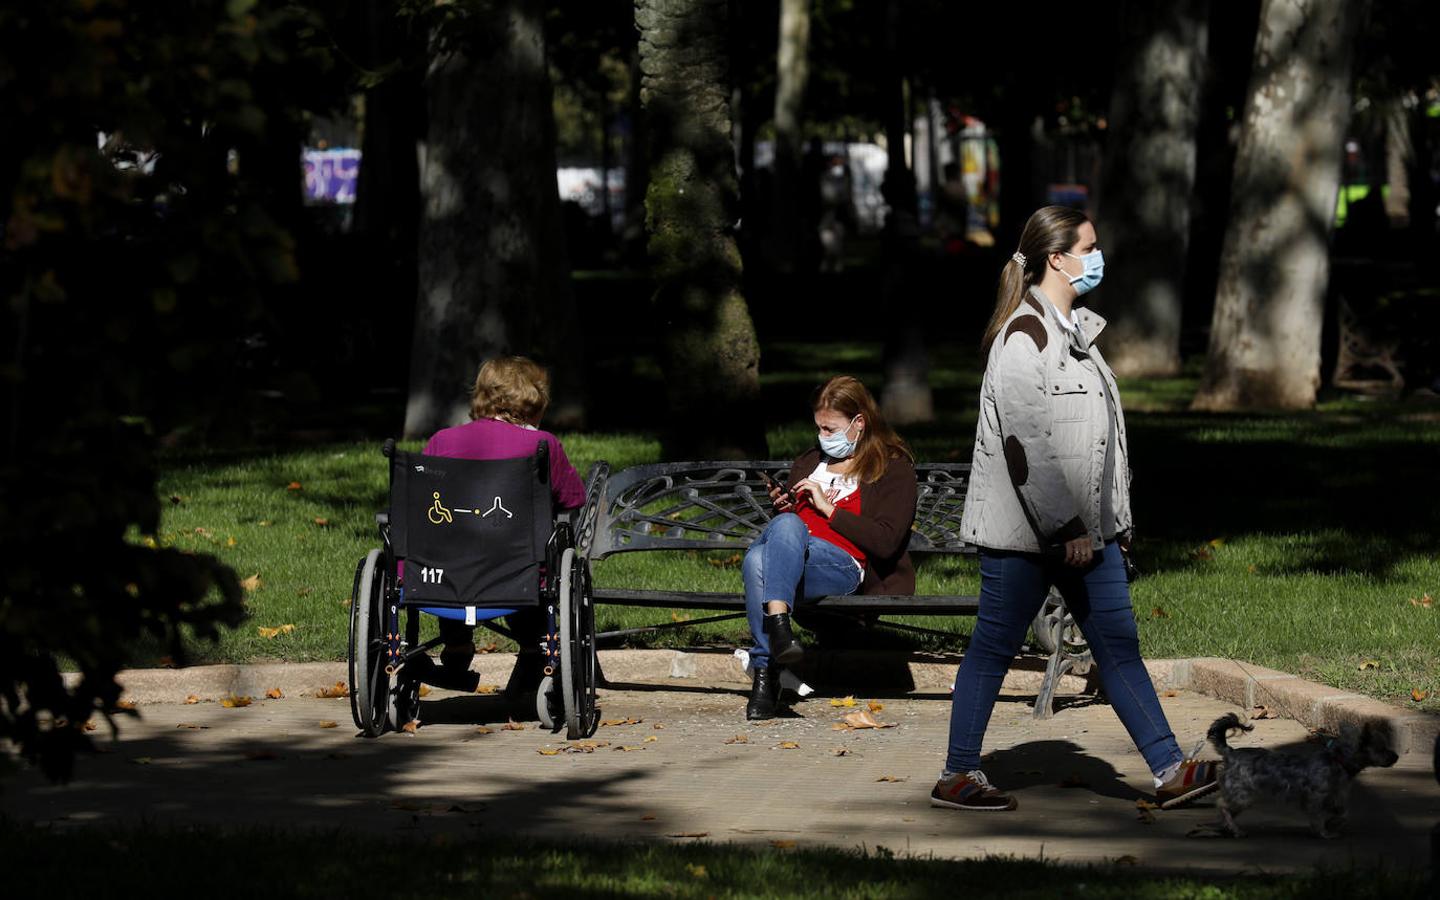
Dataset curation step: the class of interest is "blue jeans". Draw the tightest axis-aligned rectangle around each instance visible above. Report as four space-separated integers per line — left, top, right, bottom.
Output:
944 540 1183 778
743 513 863 669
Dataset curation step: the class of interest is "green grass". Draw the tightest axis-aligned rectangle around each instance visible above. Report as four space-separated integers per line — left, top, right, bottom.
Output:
1 823 1427 899
148 344 1440 714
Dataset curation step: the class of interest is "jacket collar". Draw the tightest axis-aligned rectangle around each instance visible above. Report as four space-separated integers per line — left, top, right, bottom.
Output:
1029 286 1107 347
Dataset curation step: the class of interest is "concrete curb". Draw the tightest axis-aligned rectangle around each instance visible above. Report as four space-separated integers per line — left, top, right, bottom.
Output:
97 651 1439 755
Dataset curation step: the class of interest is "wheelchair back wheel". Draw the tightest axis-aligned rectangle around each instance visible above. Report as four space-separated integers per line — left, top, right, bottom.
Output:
558 548 598 739
349 549 392 736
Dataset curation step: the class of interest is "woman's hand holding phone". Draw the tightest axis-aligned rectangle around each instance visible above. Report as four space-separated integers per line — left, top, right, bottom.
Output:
790 479 834 518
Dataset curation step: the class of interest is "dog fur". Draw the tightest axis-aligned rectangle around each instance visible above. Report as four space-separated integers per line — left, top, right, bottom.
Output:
1207 712 1399 838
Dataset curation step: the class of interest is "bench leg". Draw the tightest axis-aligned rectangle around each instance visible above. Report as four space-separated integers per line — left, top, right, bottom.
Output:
1033 645 1073 720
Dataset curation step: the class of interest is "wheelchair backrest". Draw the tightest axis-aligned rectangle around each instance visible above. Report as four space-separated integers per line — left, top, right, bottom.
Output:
387 442 552 607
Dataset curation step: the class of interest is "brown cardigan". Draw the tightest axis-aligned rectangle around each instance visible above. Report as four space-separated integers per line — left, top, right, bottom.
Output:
787 448 918 595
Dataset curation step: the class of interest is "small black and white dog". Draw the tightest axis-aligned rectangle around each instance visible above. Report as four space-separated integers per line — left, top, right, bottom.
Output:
1207 712 1399 838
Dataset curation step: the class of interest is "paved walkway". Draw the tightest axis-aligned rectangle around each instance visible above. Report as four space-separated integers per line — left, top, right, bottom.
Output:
6 666 1436 874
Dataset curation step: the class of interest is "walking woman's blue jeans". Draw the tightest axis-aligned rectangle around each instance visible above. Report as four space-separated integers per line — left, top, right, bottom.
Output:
743 513 863 669
945 540 1184 778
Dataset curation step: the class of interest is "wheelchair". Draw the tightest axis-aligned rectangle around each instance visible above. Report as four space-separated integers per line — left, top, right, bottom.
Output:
348 439 599 739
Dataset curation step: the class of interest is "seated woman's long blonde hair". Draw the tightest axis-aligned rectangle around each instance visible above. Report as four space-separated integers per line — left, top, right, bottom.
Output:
470 356 550 425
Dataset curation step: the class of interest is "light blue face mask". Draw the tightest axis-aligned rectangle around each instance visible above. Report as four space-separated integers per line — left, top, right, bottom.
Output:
818 416 860 459
1061 249 1105 296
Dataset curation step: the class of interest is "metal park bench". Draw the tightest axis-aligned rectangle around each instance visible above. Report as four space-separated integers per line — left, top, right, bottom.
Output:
572 460 1093 719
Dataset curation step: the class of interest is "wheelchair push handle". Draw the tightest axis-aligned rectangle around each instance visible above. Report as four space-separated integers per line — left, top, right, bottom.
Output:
382 438 396 458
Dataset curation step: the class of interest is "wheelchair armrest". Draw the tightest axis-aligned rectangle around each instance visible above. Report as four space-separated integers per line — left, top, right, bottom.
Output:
554 509 576 527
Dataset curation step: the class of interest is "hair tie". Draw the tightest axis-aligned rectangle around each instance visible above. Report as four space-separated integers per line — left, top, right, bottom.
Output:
1011 251 1026 267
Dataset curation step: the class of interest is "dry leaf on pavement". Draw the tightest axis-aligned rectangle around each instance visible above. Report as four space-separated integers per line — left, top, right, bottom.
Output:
319 720 338 729
219 694 253 708
829 696 857 708
722 735 748 745
1160 689 1180 698
831 748 851 757
774 741 800 750
537 748 561 756
264 687 283 699
116 699 137 710
184 694 201 705
418 685 432 697
401 720 419 734
599 716 643 727
614 745 646 752
840 710 897 730
875 775 906 783
1250 705 1277 719
867 700 884 713
315 682 349 699
503 719 525 731
474 684 499 694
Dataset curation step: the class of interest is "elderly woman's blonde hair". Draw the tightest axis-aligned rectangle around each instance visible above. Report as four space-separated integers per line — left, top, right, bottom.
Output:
469 356 551 424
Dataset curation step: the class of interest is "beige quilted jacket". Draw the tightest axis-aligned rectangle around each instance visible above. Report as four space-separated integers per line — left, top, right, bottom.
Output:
960 286 1132 553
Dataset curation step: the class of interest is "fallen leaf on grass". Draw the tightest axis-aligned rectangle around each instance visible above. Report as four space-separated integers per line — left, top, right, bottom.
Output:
225 536 237 548
257 624 295 639
240 573 262 592
1151 607 1169 619
840 710 897 730
1250 705 1277 720
286 481 303 492
686 863 708 879
722 735 749 745
829 696 857 708
667 832 708 839
771 839 798 849
705 553 743 568
244 750 278 761
295 587 312 597
1247 564 1258 574
1412 689 1431 702
599 716 643 727
219 694 253 708
1358 660 1380 671
1188 546 1213 562
474 727 493 735
318 720 338 729
313 517 330 527
670 612 689 623
184 694 201 705
643 735 658 743
537 748 561 756
774 741 800 750
315 682 349 699
1409 594 1434 608
264 688 284 699
502 719 525 731
875 775 907 783
418 685 432 697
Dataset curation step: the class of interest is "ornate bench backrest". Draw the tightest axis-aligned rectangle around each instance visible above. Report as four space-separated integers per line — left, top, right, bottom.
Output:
576 460 972 561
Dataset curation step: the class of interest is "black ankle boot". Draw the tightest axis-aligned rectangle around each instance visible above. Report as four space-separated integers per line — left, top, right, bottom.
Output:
764 613 804 665
745 666 780 720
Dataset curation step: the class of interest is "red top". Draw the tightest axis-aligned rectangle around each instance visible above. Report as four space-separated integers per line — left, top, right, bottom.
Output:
796 491 866 562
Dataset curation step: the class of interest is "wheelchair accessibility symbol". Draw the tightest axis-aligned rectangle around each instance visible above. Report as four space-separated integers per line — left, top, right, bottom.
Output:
427 492 453 525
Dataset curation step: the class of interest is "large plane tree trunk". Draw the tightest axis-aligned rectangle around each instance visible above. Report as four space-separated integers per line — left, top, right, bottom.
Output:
636 0 764 458
1192 0 1368 410
404 0 583 438
1094 0 1208 377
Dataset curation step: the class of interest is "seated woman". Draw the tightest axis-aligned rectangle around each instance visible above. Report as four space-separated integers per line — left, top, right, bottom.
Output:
743 375 917 720
417 356 586 694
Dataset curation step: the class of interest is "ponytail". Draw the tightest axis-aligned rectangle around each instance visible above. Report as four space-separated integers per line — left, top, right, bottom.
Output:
980 206 1090 356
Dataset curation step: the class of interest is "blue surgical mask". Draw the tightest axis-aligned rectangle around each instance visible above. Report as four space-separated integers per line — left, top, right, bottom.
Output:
818 416 860 459
1061 249 1105 296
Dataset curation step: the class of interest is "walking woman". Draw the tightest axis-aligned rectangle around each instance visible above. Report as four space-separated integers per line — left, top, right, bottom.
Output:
744 376 917 720
933 206 1218 812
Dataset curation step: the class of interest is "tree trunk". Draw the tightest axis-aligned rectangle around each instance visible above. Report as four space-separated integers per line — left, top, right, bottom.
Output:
770 0 811 272
1382 97 1411 229
1191 0 1368 411
1094 0 1208 377
404 0 584 438
636 0 764 458
878 0 931 425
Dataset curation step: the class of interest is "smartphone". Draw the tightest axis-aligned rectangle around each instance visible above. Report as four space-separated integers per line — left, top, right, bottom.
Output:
759 471 797 504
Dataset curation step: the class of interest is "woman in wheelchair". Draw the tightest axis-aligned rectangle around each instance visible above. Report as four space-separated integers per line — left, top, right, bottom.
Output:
411 356 586 697
744 375 917 720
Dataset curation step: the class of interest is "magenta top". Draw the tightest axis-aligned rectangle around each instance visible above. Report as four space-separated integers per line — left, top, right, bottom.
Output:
423 418 586 511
